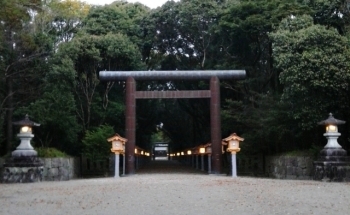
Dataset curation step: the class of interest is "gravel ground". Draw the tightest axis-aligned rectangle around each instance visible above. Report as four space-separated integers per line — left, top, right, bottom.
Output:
1 160 350 215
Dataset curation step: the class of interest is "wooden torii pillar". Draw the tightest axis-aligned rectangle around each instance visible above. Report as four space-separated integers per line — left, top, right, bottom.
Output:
99 70 246 175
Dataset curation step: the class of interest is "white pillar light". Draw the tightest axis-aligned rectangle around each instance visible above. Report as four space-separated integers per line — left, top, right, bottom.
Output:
206 145 212 174
223 133 244 178
114 154 120 178
107 133 127 178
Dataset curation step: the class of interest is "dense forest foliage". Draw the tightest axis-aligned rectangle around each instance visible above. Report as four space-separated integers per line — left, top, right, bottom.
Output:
1 0 350 159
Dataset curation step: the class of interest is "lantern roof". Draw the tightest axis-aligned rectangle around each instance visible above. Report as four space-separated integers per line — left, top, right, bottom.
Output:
195 143 211 149
135 146 145 151
222 133 244 142
107 133 127 143
192 147 199 152
222 141 228 146
13 114 40 127
318 113 346 126
203 143 211 148
198 143 211 148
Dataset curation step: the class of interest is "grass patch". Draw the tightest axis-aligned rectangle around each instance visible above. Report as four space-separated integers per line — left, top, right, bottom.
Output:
36 147 68 158
283 150 312 157
280 145 321 159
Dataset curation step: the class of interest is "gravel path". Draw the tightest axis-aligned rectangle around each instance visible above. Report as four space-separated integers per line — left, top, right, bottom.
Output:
1 160 350 215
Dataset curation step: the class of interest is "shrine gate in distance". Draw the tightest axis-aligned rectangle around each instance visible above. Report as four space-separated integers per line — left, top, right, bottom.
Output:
99 70 246 175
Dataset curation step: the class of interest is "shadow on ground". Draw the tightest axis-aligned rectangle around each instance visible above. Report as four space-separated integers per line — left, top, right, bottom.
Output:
136 160 206 175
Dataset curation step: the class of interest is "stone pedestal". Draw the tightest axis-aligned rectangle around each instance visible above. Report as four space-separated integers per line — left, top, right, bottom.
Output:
1 129 43 183
313 148 350 182
2 156 43 183
12 132 37 157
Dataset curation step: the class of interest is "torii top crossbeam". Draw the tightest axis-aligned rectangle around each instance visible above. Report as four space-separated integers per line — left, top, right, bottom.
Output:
99 70 246 81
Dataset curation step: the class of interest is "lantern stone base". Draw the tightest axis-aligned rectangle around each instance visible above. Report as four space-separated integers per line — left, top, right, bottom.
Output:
1 156 43 183
313 148 350 182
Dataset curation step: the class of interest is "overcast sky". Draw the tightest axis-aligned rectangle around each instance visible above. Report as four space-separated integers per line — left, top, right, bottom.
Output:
83 0 178 9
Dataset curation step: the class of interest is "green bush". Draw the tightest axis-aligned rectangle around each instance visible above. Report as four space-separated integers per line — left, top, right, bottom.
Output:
283 150 312 157
82 125 115 160
36 147 68 158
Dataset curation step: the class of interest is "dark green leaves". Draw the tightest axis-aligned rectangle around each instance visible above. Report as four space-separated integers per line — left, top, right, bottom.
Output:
270 15 350 129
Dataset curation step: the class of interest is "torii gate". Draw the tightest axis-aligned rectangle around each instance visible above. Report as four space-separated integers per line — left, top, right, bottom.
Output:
99 70 246 175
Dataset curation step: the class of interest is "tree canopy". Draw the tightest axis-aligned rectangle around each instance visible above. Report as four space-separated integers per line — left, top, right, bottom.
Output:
1 0 350 157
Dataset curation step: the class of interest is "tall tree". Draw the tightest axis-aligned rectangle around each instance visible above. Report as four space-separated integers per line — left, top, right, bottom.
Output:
0 0 48 154
133 0 226 148
35 0 90 47
307 0 350 35
220 0 311 93
59 32 145 133
143 0 224 70
24 52 81 154
270 15 350 131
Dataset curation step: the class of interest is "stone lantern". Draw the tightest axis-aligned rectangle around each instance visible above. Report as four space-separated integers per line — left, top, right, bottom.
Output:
314 113 350 181
223 133 244 177
318 113 345 150
2 114 43 183
107 134 127 178
12 114 40 157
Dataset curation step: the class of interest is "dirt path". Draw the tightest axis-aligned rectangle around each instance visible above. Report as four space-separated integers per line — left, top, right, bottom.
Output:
1 160 350 215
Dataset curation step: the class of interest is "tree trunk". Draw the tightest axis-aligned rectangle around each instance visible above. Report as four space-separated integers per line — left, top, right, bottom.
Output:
5 76 13 154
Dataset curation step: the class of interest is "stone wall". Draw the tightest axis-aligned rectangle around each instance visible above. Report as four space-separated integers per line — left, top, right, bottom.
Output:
1 157 80 182
235 154 314 179
1 155 316 181
0 158 4 171
41 157 79 181
264 156 314 180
